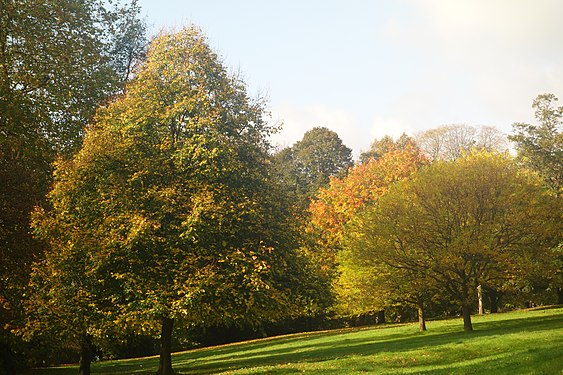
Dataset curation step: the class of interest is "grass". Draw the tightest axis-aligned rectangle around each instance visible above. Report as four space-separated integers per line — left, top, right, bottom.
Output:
26 306 563 374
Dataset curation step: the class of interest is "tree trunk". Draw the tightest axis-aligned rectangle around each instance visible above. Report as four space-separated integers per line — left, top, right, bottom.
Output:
477 285 484 315
461 304 473 332
489 291 499 313
484 287 501 313
79 335 92 375
557 287 563 305
157 317 174 375
376 310 385 324
417 304 427 332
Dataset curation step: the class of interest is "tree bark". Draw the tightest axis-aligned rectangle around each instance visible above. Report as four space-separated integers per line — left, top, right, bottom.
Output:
79 335 93 375
484 287 501 313
461 304 473 332
156 317 175 375
477 285 484 315
417 304 427 332
557 287 563 305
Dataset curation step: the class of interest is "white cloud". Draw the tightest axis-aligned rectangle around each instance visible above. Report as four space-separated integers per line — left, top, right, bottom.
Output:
379 0 563 133
370 116 414 140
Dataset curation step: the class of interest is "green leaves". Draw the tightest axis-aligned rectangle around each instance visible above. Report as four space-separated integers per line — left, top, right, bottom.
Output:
26 27 308 363
509 93 563 195
339 151 562 329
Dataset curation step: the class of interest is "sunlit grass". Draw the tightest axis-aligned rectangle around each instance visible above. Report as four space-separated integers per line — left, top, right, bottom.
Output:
26 306 563 374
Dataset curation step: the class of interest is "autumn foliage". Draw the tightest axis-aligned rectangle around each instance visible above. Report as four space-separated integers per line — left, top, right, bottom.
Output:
309 143 428 240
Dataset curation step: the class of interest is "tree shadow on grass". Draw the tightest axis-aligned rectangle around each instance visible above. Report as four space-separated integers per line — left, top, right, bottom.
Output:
25 311 562 374
174 313 562 375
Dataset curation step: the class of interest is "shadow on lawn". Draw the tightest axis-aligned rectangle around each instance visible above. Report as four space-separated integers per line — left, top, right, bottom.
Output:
26 310 562 374
173 313 562 375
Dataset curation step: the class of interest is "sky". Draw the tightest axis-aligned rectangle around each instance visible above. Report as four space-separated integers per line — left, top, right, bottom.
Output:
135 0 563 158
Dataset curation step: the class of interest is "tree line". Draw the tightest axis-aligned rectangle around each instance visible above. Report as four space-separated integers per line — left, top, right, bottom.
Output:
1 2 562 374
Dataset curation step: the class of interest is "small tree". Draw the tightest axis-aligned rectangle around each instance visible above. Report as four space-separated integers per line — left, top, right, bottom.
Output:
341 152 561 331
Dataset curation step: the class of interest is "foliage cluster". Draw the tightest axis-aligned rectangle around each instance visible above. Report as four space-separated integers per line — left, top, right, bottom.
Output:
0 3 561 374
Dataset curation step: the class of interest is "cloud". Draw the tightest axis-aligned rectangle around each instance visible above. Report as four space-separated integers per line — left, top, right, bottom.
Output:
370 116 414 140
269 104 370 159
380 0 563 132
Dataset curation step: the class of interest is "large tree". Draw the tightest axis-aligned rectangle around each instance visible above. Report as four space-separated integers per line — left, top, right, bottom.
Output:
342 152 561 332
306 143 427 321
509 94 563 304
28 26 305 375
0 1 146 372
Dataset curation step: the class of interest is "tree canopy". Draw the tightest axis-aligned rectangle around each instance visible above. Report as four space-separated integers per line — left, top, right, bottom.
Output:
342 152 561 331
0 1 561 368
27 26 306 375
273 127 353 205
359 133 419 163
509 93 563 195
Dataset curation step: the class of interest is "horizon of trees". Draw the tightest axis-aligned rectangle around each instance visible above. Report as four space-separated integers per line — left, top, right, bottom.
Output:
1 4 561 374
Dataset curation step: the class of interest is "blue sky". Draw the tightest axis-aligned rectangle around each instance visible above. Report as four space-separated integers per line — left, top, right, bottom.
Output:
136 0 563 157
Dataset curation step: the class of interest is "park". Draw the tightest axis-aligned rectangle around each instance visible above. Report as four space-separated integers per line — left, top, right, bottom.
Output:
1 2 562 375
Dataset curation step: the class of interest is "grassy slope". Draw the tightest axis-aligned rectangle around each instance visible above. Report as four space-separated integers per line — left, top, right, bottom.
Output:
26 307 563 374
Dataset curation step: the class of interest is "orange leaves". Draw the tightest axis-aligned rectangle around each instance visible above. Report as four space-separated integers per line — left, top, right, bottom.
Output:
309 145 428 238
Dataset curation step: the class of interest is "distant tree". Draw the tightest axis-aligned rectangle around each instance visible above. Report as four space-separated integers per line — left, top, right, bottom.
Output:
27 27 308 375
415 124 507 161
509 94 563 304
359 133 418 163
341 152 561 332
509 94 562 195
273 127 353 206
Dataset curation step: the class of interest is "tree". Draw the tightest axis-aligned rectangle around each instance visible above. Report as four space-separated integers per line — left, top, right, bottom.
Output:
23 212 110 375
309 144 427 247
342 152 561 332
510 94 563 304
337 249 436 332
1 1 146 372
306 143 427 322
415 124 507 161
0 0 146 154
509 93 562 195
28 26 306 375
273 127 353 205
359 133 418 163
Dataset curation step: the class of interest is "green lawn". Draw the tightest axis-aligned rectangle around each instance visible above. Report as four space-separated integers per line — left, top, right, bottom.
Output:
26 307 563 374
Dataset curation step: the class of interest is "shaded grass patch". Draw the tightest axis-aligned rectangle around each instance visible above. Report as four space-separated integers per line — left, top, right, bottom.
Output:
25 307 563 374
